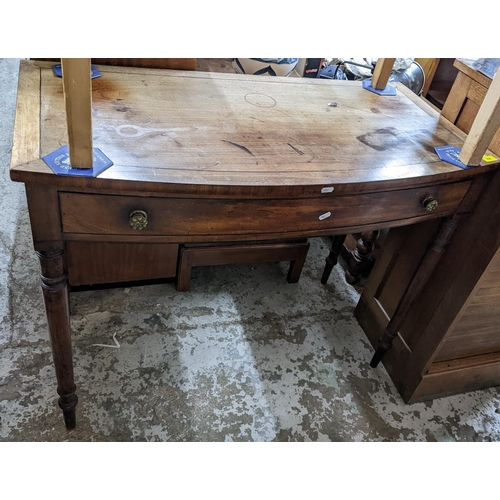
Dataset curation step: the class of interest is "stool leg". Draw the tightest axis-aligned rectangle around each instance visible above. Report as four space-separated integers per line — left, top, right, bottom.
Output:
321 235 347 284
344 230 379 284
287 242 310 283
176 248 192 292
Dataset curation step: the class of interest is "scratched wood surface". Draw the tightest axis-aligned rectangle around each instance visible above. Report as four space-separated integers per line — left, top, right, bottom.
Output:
11 61 499 189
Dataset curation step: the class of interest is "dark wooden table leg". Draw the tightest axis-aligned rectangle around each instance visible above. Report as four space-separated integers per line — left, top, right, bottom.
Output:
321 235 347 284
176 246 193 292
370 216 460 368
344 230 379 284
37 247 78 429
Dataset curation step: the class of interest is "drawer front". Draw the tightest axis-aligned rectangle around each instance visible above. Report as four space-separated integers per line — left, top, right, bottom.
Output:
66 242 178 286
60 182 471 237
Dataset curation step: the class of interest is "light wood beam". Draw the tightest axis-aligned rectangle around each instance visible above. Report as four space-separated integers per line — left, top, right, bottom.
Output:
61 58 93 169
459 69 500 166
415 58 440 96
371 58 396 90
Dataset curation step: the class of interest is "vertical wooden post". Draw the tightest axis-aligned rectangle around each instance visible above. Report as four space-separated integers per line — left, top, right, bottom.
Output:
61 58 93 169
370 216 461 367
415 58 440 97
459 69 500 166
371 58 396 90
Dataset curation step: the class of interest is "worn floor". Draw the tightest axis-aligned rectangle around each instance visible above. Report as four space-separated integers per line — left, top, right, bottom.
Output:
1 58 500 442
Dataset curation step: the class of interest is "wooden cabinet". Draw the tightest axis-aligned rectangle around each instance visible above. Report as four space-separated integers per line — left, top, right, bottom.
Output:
356 167 500 402
442 58 500 156
354 58 500 402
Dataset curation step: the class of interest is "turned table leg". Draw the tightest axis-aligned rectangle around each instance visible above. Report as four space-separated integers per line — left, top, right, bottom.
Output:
321 235 347 284
37 248 78 429
344 230 379 284
370 216 460 368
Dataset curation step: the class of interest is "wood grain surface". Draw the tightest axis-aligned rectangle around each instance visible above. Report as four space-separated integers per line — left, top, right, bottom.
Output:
12 61 500 192
61 59 93 168
371 58 396 90
10 61 40 167
459 69 500 165
58 182 470 239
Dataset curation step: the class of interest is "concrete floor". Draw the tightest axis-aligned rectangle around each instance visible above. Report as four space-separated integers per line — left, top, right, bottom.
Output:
2 58 500 442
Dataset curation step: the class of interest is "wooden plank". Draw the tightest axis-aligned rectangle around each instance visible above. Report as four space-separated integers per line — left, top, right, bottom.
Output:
459 69 500 165
467 79 488 106
93 58 195 71
455 99 480 134
34 58 196 71
66 242 178 286
371 58 396 90
415 58 440 96
441 72 472 123
61 58 93 168
11 65 500 192
409 353 500 402
10 61 40 169
454 58 493 90
39 69 470 180
434 247 500 361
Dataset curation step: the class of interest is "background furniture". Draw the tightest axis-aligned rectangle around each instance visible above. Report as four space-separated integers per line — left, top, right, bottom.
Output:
442 58 500 156
355 166 500 401
331 58 500 285
176 240 309 291
357 60 500 401
420 58 458 108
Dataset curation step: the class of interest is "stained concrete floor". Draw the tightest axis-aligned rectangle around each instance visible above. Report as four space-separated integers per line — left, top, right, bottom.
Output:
2 58 500 442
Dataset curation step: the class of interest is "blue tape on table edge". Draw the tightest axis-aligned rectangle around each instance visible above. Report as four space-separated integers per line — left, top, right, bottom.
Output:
52 64 102 79
362 80 397 96
434 145 473 169
42 145 114 177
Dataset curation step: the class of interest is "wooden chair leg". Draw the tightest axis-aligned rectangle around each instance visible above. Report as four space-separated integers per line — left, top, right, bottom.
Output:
321 235 347 284
287 242 310 283
344 230 379 284
175 247 192 292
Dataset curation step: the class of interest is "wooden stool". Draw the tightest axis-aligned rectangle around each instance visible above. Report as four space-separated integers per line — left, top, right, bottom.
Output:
176 240 309 291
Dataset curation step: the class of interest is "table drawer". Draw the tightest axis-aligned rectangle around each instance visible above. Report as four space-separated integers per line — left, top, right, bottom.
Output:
60 182 471 237
66 241 178 286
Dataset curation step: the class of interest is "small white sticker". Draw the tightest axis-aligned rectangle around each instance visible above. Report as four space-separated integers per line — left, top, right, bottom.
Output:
321 187 334 193
319 212 331 220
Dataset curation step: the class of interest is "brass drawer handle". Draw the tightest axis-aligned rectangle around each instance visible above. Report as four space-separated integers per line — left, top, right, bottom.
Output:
129 210 148 230
422 197 439 212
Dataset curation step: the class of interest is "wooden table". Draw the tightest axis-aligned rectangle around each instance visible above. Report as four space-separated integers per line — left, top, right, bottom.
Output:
10 60 500 429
